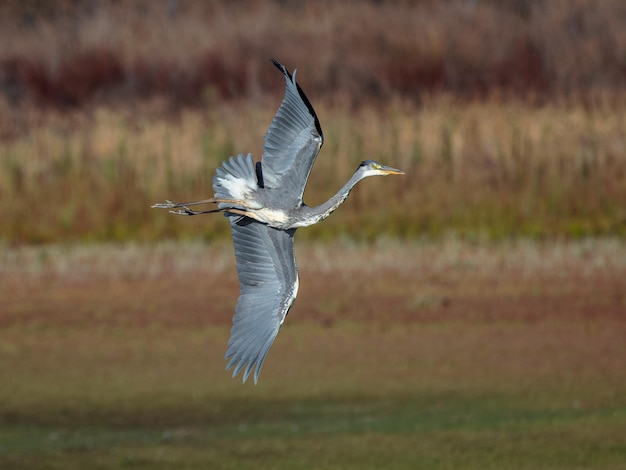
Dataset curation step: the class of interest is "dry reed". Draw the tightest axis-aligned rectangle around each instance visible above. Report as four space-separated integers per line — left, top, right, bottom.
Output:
2 95 626 243
1 1 626 243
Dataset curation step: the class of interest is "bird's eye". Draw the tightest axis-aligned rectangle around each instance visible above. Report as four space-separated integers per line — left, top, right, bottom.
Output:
372 163 381 170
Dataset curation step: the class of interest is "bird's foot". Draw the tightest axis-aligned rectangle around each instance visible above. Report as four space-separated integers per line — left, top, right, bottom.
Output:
169 206 196 216
151 200 179 209
152 198 219 210
170 206 223 216
169 206 206 216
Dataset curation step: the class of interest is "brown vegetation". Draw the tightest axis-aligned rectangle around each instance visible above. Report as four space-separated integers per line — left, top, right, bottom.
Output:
1 0 626 110
1 1 626 243
1 241 625 469
2 240 625 386
2 98 625 243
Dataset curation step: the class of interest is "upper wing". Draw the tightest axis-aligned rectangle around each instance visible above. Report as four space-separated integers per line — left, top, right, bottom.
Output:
260 60 324 205
225 215 299 384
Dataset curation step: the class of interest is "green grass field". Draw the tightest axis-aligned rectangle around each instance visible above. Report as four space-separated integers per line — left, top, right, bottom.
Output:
1 240 625 469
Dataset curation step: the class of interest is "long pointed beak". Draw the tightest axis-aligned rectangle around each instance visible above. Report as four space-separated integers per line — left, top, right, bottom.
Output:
380 165 405 175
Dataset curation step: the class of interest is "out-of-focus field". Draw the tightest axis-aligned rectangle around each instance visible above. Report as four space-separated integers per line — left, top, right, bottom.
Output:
3 98 626 243
2 2 626 467
2 0 626 243
1 240 625 469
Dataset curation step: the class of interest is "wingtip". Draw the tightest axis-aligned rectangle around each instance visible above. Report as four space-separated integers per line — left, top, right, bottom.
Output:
270 58 293 81
225 354 258 385
268 58 322 140
270 58 283 70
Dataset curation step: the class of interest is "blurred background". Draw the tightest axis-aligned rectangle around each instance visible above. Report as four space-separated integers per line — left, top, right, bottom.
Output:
1 0 625 242
1 1 625 468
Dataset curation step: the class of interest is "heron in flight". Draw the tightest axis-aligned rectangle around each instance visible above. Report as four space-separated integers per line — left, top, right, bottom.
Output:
153 60 403 384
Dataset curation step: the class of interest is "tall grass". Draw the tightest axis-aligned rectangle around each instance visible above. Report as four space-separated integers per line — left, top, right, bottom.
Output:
2 96 626 243
1 1 626 243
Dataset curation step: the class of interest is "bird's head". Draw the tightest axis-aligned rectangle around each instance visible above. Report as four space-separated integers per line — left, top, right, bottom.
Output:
357 160 405 178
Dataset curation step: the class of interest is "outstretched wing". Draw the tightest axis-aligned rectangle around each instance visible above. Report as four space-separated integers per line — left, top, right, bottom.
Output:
225 216 299 384
260 60 324 205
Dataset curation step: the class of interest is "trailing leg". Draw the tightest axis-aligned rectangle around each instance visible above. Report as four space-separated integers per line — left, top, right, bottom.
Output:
152 197 247 210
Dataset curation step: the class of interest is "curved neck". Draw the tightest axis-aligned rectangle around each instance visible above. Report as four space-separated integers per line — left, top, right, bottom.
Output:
299 171 365 227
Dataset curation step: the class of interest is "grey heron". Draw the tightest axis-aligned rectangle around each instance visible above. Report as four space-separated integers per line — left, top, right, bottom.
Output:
152 60 404 384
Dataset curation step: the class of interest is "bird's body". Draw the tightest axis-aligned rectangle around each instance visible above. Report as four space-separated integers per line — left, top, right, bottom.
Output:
153 60 403 384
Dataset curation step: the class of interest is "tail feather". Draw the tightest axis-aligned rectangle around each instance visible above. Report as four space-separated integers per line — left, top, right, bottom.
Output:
213 154 259 206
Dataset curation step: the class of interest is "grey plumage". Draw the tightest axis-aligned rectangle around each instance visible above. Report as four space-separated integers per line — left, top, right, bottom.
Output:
226 217 297 384
261 60 323 202
152 60 404 384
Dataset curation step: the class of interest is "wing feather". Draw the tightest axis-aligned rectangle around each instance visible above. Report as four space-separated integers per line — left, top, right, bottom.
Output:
225 216 298 384
261 60 323 204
